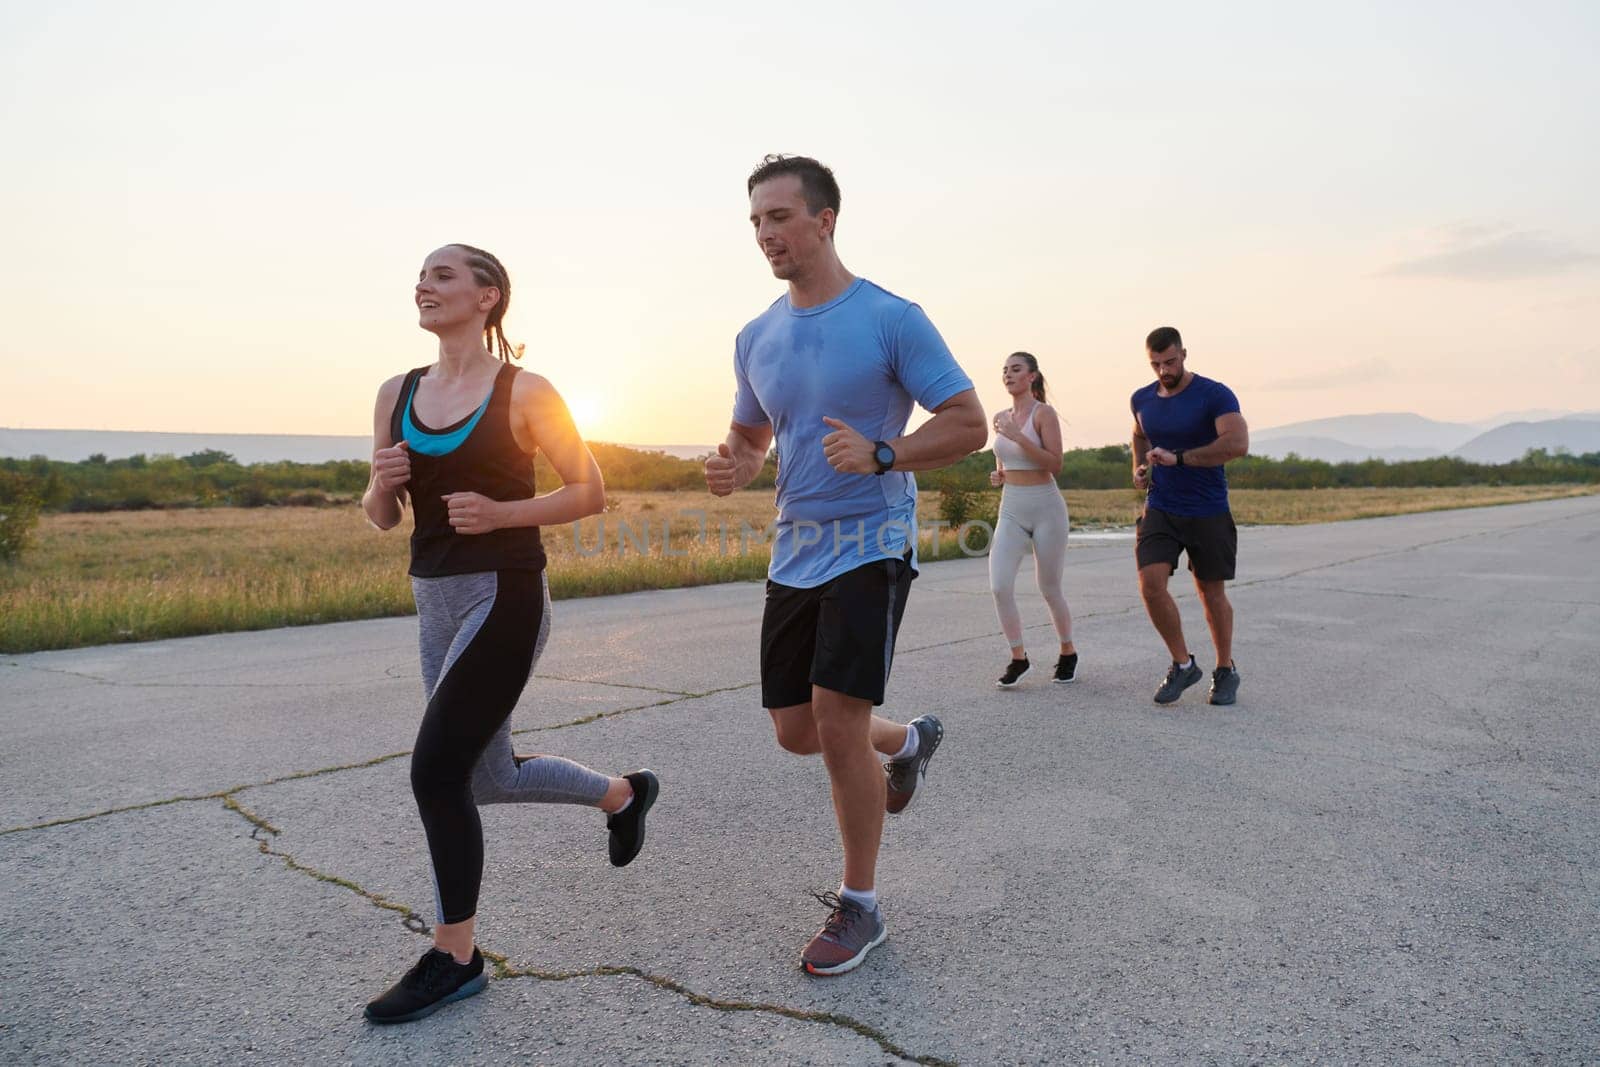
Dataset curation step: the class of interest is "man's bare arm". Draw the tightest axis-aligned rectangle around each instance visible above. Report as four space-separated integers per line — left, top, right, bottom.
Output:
705 421 773 496
882 388 986 471
1149 412 1249 468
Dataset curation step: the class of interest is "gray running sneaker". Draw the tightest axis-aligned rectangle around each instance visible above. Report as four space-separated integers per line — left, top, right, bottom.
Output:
801 892 887 976
1208 665 1241 706
1153 658 1203 705
884 714 943 814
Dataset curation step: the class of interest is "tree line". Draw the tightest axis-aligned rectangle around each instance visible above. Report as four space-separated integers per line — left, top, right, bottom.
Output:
0 443 776 515
1 443 1595 515
921 444 1600 493
2 441 1595 562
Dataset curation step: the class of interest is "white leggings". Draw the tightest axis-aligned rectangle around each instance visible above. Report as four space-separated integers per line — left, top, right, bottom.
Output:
988 481 1073 649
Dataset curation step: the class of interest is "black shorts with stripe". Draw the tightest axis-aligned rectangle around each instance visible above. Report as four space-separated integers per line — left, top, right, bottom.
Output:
760 553 914 709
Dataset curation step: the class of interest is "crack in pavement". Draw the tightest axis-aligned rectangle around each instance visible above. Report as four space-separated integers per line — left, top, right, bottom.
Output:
223 791 954 1065
529 672 698 697
6 726 958 1057
1469 706 1525 768
0 659 411 690
1281 584 1600 609
0 678 773 836
1 660 702 700
12 507 1590 837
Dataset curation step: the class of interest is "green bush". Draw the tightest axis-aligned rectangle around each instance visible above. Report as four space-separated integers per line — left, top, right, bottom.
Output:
0 470 43 563
938 487 976 527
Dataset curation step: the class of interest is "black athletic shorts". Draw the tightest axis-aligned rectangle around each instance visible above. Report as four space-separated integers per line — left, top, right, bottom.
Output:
1135 506 1237 581
760 553 914 709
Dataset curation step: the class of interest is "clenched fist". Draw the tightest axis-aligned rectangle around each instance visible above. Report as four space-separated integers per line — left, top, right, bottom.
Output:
371 440 411 492
442 492 503 535
704 442 739 497
821 416 875 475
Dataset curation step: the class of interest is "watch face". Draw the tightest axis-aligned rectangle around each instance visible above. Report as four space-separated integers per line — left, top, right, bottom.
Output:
876 444 895 468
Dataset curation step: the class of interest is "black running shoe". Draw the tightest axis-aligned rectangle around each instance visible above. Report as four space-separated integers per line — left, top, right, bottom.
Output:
364 948 486 1025
1208 665 1241 706
1153 658 1203 705
607 769 659 867
1053 653 1079 684
996 658 1030 688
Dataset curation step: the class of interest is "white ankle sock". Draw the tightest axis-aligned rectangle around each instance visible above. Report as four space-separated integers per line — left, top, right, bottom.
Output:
608 793 633 815
839 884 877 911
890 727 918 761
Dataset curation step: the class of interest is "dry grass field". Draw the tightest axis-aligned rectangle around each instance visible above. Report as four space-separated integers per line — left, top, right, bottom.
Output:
2 484 1593 653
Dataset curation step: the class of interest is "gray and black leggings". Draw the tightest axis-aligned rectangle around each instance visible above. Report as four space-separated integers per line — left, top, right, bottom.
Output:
410 568 610 925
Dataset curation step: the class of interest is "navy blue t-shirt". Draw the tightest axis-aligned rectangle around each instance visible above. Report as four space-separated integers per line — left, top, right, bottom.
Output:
1130 374 1241 517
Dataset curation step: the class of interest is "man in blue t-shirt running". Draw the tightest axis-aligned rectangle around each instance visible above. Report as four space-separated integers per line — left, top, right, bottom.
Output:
1130 326 1250 707
704 155 985 976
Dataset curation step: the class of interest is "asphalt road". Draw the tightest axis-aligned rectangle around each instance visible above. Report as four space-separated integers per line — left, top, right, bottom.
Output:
3 496 1597 1065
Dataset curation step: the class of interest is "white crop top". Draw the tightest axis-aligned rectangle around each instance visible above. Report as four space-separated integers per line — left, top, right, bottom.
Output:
993 401 1044 470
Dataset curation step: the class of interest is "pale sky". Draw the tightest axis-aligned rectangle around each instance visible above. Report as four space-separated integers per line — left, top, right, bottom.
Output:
2 0 1596 449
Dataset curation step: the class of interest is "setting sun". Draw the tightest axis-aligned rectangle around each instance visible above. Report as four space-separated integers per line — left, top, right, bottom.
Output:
563 391 602 434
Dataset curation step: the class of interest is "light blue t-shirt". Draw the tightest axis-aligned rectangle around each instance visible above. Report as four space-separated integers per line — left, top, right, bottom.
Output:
732 278 973 588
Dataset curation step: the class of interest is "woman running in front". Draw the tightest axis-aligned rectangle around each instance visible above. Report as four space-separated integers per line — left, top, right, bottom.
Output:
989 351 1078 688
360 244 658 1024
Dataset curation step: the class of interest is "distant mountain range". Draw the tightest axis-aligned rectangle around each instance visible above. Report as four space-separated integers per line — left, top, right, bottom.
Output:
0 428 716 465
6 414 1598 467
1252 411 1600 464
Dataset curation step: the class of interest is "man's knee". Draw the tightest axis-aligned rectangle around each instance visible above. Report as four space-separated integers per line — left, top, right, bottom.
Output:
770 707 821 755
1138 565 1172 600
810 691 872 752
1195 579 1230 606
775 726 822 756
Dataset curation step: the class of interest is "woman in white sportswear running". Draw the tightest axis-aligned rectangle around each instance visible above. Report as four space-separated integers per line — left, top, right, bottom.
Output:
988 352 1078 687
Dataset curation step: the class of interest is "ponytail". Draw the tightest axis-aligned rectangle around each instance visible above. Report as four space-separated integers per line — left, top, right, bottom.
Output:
1010 351 1047 403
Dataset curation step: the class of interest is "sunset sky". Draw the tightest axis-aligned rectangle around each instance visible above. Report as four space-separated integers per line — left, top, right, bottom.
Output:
3 1 1596 450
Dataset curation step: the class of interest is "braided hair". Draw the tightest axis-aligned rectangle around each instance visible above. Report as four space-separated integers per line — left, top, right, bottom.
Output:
448 243 524 362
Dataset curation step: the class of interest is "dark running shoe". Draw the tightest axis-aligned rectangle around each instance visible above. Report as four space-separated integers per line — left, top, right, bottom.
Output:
1153 658 1203 705
885 714 943 815
364 947 486 1025
1209 665 1241 706
996 658 1030 688
801 891 887 976
607 769 659 867
1053 653 1079 684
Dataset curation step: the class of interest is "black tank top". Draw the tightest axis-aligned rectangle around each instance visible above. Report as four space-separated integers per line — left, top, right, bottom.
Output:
390 362 547 578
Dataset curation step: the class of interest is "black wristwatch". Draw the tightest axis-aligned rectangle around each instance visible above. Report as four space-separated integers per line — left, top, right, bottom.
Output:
1174 449 1186 467
873 440 896 475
